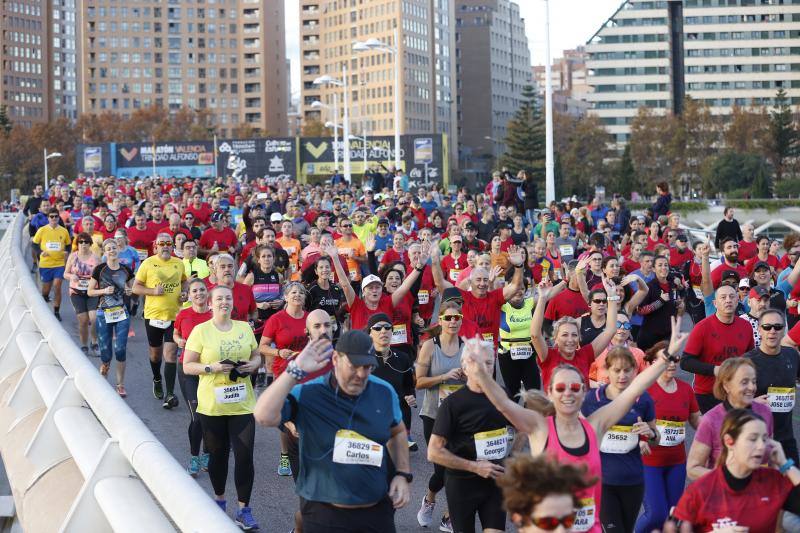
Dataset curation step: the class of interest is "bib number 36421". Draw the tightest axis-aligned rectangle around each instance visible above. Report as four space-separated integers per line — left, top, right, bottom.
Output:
333 430 383 467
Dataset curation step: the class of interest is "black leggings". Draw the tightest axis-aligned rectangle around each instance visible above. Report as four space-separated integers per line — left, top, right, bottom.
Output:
497 353 540 400
422 416 445 494
601 483 644 533
444 473 505 533
177 365 204 456
197 413 255 505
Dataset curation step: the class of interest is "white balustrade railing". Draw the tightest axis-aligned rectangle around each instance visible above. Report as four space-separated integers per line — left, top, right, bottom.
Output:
0 214 238 532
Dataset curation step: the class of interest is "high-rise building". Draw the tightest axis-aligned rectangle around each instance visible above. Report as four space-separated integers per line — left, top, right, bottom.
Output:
298 0 457 161
532 47 592 117
586 0 800 146
454 0 531 168
78 0 288 136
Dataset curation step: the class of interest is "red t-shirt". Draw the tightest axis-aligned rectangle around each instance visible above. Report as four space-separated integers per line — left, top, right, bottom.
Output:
413 266 436 320
779 254 792 270
199 227 238 252
390 293 414 346
441 253 469 284
185 204 213 226
380 248 407 267
126 225 156 258
745 254 779 274
674 467 792 533
540 344 594 390
348 294 393 331
669 247 694 268
789 320 800 345
643 379 699 467
263 310 309 376
683 314 755 395
174 307 212 363
621 257 640 274
738 239 758 261
459 317 480 340
544 288 590 322
500 238 515 252
147 219 169 234
458 288 506 346
710 262 749 288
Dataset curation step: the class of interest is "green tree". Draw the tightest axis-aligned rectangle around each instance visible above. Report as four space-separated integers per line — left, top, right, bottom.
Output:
499 85 545 177
750 161 771 198
767 88 798 181
612 144 636 198
554 114 610 197
724 105 770 154
629 107 683 192
680 97 721 193
700 151 770 197
0 105 11 136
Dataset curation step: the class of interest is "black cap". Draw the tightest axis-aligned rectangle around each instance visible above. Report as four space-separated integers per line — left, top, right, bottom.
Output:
676 234 688 242
367 313 392 329
334 330 377 367
721 269 741 283
210 210 225 222
377 218 389 226
752 260 770 272
464 221 477 231
442 287 463 303
496 222 511 231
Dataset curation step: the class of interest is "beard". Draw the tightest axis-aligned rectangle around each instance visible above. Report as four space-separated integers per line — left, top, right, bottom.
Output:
725 251 739 263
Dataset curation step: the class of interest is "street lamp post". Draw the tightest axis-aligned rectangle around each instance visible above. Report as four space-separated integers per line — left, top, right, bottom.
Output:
43 149 62 193
353 29 402 172
543 0 555 204
313 67 351 184
349 134 368 179
312 94 340 173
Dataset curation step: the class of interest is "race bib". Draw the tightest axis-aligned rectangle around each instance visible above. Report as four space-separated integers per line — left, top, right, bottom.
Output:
76 278 90 291
482 333 494 344
391 324 407 345
149 319 172 329
692 286 703 299
332 430 383 467
103 306 127 323
474 428 509 460
600 425 638 454
438 383 463 406
558 245 573 257
509 343 533 360
418 290 429 305
448 269 461 283
214 382 247 404
571 498 596 532
285 246 296 256
137 249 148 260
656 420 686 447
768 386 796 413
340 248 354 258
45 241 62 251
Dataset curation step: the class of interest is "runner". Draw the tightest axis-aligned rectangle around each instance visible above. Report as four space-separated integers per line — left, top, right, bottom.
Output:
303 255 345 341
243 244 283 325
86 238 134 396
674 409 800 533
31 208 71 320
589 312 647 387
209 254 256 323
498 275 539 399
254 332 411 533
173 278 212 476
182 285 261 531
132 232 188 408
64 232 101 354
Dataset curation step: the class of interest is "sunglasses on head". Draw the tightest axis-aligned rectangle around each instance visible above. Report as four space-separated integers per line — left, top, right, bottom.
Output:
553 382 582 393
529 513 577 530
761 323 784 331
371 324 392 332
616 321 631 330
440 313 463 322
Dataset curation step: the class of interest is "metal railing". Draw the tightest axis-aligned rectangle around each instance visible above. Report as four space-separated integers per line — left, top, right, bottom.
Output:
0 214 237 532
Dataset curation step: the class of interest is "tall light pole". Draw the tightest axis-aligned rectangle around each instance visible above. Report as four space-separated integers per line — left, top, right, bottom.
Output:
353 29 402 171
543 0 555 203
313 67 351 184
312 94 340 172
44 149 62 193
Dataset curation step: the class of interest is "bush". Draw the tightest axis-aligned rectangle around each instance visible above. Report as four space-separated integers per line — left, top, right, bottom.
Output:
628 199 800 214
774 178 800 198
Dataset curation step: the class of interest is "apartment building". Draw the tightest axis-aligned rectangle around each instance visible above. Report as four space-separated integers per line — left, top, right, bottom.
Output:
586 0 800 146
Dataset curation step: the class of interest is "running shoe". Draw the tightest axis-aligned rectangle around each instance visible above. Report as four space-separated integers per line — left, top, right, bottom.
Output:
99 363 110 376
215 500 226 514
439 516 453 533
408 439 419 451
152 378 164 400
187 456 201 477
90 343 100 357
81 346 89 356
200 452 210 471
54 310 61 321
162 393 179 409
43 295 50 303
116 384 127 398
235 506 260 531
417 496 435 527
277 454 292 476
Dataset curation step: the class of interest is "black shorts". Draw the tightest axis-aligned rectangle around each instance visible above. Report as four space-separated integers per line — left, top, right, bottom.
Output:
70 292 98 314
300 497 395 533
445 473 506 533
145 319 175 348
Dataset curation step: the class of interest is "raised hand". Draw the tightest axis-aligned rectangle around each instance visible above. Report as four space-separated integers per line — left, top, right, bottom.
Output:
365 234 376 253
294 338 334 374
489 265 503 283
323 244 339 259
667 315 689 357
507 245 524 267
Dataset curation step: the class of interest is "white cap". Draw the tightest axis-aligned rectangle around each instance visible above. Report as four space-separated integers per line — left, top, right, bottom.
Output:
270 212 283 222
361 274 382 291
738 278 750 289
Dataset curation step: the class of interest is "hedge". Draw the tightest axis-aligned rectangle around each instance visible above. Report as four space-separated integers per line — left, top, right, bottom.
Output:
628 199 800 214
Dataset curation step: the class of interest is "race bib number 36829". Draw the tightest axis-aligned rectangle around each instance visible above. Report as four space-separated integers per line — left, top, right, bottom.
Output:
333 430 384 467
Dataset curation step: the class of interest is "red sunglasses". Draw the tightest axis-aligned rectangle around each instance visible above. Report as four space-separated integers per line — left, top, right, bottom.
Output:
530 513 577 530
553 382 582 393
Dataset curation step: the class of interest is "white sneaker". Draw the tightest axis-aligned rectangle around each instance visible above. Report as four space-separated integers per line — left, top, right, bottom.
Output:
439 515 453 533
417 496 435 527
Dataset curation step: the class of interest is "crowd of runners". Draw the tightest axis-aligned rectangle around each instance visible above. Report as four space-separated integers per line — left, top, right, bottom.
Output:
22 172 800 532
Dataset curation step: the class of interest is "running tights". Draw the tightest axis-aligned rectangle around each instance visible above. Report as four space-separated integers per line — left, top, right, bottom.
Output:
444 473 505 533
497 354 540 400
197 413 255 505
634 464 686 533
600 483 644 533
422 416 445 494
177 366 204 457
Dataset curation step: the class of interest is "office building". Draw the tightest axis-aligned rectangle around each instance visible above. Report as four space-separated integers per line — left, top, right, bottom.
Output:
299 0 457 152
78 0 288 136
532 47 591 116
586 0 800 146
454 0 531 170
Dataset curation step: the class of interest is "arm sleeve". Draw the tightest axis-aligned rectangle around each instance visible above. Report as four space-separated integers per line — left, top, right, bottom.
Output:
680 354 717 376
636 299 664 316
367 250 378 275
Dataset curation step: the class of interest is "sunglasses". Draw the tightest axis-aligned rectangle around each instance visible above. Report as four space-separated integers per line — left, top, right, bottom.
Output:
592 298 607 304
553 382 582 393
341 224 352 228
156 241 173 247
616 321 632 330
78 240 91 245
761 323 784 331
370 324 392 331
440 314 463 322
530 513 577 530
49 215 59 219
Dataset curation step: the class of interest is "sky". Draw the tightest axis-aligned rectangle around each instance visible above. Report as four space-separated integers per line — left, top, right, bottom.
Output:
284 0 624 100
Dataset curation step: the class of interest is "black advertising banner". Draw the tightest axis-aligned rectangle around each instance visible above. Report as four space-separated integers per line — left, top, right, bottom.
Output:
216 138 296 183
113 141 216 179
75 144 113 176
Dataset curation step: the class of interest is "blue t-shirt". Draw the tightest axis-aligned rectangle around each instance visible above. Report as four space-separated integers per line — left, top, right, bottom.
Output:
280 373 402 505
374 234 392 252
630 270 655 326
581 385 655 485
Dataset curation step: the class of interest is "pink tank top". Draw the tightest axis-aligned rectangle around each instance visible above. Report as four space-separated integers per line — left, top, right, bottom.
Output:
544 416 603 533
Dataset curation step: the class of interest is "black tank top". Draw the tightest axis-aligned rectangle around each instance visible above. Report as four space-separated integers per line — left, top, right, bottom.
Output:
579 314 605 346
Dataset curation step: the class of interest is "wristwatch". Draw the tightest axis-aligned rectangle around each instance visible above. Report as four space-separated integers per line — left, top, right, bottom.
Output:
204 365 212 374
395 471 413 483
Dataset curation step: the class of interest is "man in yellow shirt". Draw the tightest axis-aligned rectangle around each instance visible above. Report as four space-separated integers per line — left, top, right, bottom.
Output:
32 208 71 321
334 217 367 285
133 232 188 409
352 208 378 245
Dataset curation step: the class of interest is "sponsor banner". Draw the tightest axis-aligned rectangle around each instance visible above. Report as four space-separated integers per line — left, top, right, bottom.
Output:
75 144 113 176
216 138 296 183
113 141 216 178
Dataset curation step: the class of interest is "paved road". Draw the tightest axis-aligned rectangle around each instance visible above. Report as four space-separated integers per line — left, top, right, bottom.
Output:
47 281 800 532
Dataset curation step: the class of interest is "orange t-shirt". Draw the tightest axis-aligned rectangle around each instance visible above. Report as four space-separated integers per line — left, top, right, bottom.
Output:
334 236 366 282
277 236 301 280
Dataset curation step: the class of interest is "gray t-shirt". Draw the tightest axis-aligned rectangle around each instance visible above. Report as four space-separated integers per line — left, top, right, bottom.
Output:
554 237 578 263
